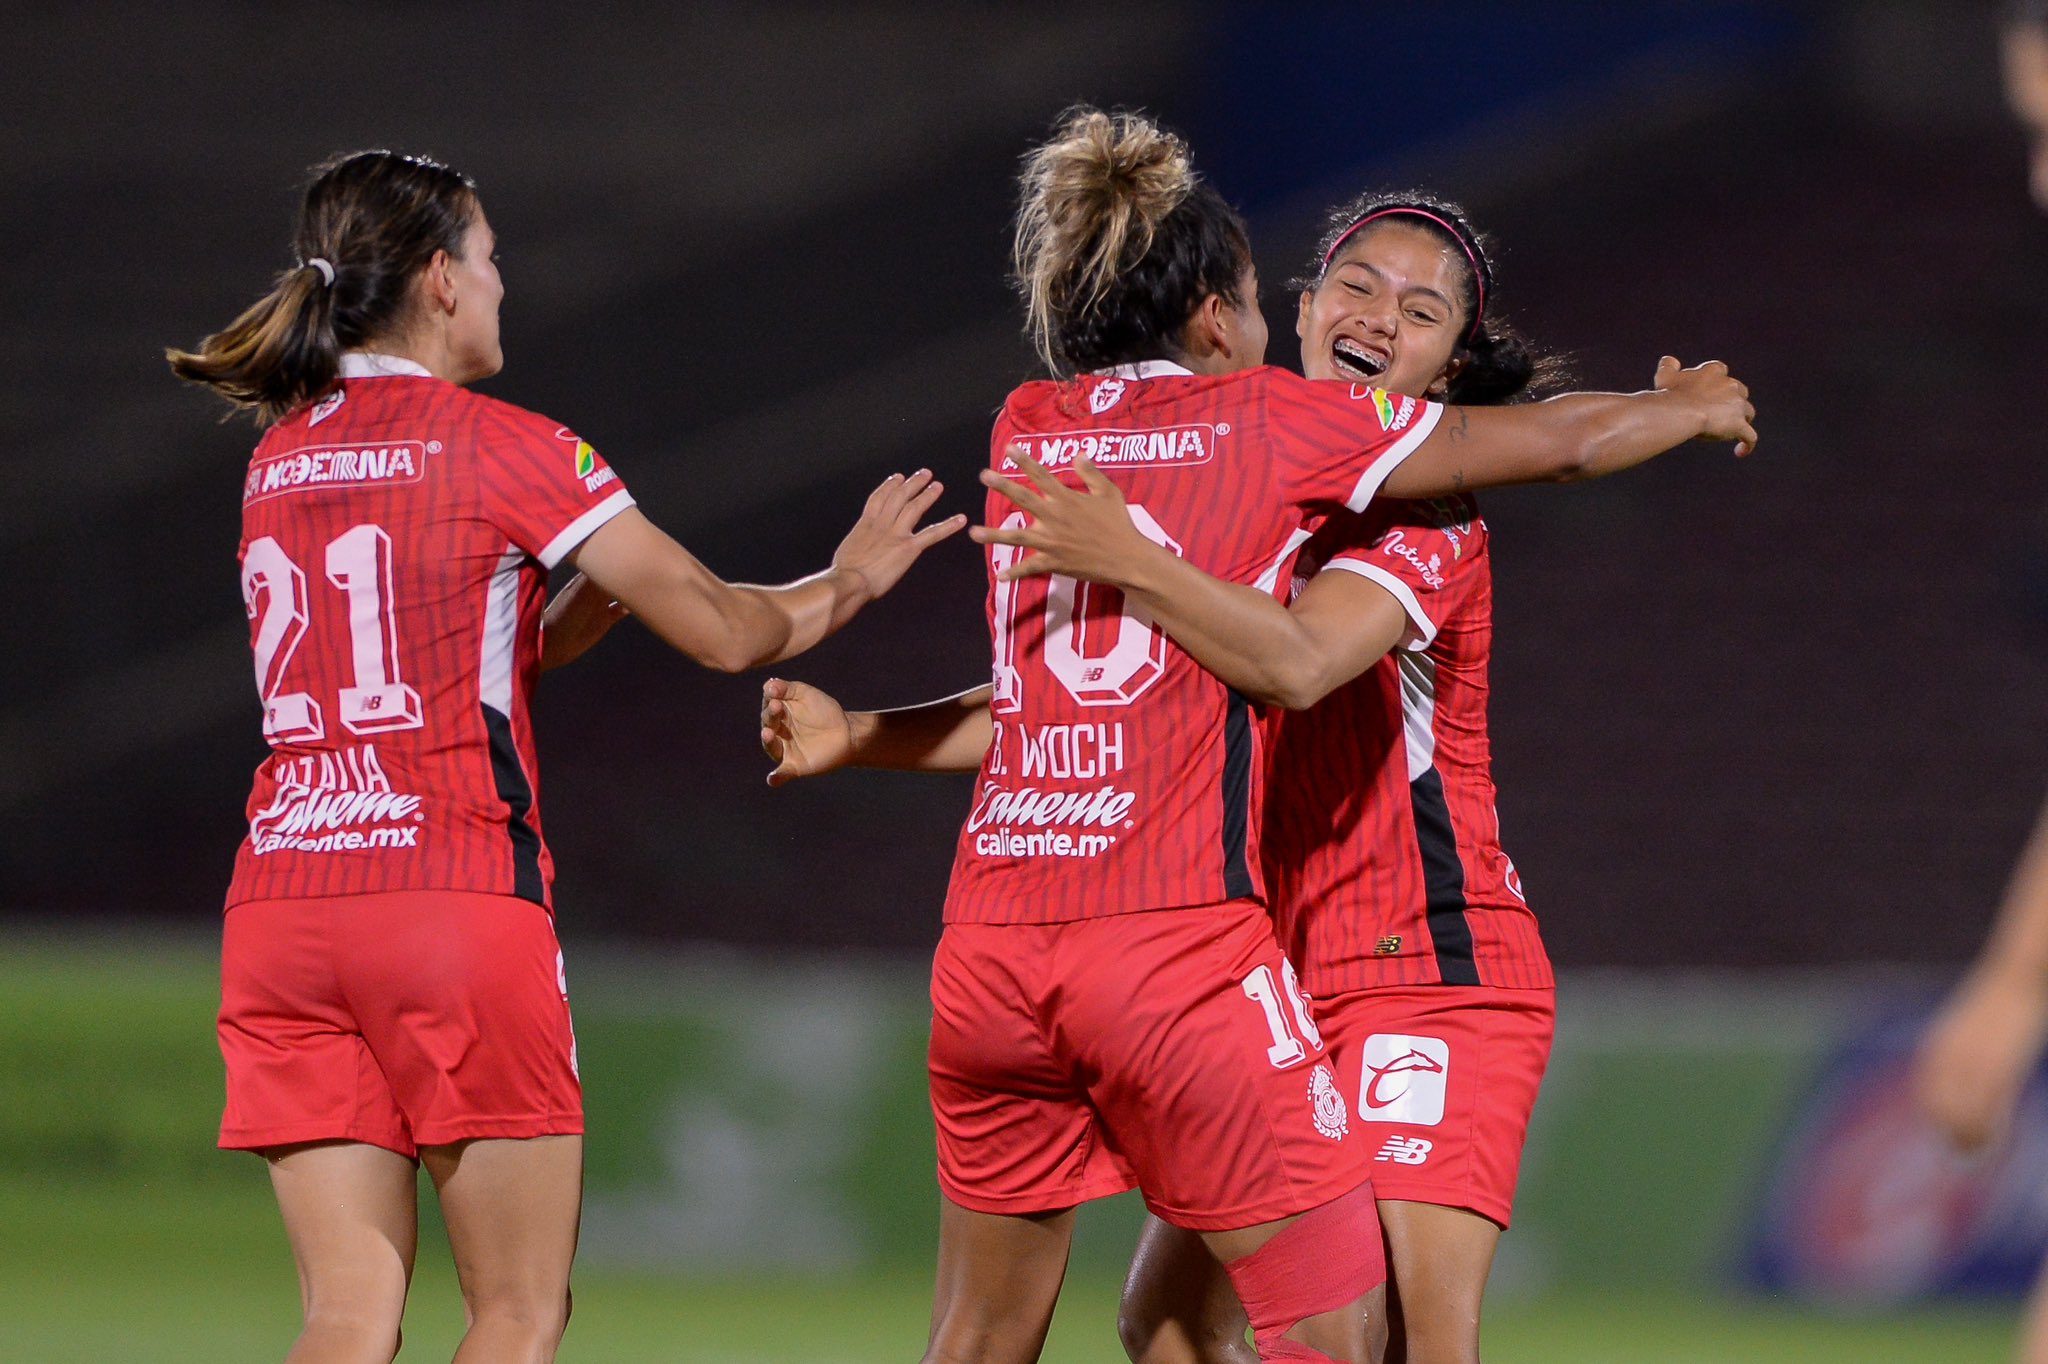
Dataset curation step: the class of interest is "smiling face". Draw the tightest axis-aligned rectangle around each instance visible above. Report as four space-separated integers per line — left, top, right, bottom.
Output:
1295 219 1469 398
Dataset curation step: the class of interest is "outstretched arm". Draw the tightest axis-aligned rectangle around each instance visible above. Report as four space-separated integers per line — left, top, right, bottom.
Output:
760 678 993 785
567 471 966 673
1915 796 2048 1149
1383 356 1757 497
970 453 1404 709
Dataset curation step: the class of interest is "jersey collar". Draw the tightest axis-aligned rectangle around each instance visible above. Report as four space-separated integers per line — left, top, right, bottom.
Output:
1094 360 1194 380
339 351 434 379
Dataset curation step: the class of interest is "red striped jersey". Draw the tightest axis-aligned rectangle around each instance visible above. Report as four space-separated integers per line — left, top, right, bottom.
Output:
943 362 1442 924
224 352 634 911
1263 495 1552 991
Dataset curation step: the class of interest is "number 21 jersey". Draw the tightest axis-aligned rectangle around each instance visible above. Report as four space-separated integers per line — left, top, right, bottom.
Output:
226 353 634 911
944 361 1442 924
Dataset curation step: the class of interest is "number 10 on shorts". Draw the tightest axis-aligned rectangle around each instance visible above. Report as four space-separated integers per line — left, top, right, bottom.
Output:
1241 959 1323 1068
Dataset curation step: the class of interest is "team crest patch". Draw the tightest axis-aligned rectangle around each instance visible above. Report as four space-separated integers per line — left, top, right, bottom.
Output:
308 390 346 426
1309 1063 1350 1141
1088 377 1126 414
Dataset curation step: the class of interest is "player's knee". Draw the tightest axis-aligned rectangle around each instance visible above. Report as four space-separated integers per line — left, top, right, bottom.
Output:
1115 1294 1162 1362
468 1284 571 1344
1221 1185 1386 1364
299 1302 403 1362
925 1300 1053 1364
1117 1304 1259 1364
1118 1262 1258 1364
1390 1309 1479 1364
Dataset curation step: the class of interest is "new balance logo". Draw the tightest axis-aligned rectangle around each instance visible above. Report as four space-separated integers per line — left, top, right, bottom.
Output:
1374 1135 1433 1166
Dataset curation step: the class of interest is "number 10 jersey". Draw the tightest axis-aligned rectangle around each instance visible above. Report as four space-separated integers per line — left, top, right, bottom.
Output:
225 354 634 912
943 362 1442 924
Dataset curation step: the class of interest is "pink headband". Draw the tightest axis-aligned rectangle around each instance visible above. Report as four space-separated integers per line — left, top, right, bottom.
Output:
1320 208 1486 343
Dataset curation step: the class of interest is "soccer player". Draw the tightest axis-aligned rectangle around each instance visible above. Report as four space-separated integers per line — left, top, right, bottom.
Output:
764 107 1753 1364
1006 195 1572 1364
1914 8 2048 1361
167 149 961 1364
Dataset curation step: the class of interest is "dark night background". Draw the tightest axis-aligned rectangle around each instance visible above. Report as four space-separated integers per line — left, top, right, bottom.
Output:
5 0 2044 973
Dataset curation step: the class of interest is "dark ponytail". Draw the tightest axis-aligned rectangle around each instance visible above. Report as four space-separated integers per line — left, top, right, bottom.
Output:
1450 319 1559 406
1300 190 1572 406
168 150 478 423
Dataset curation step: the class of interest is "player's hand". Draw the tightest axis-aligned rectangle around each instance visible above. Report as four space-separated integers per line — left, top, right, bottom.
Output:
1913 963 2048 1151
760 676 856 786
969 447 1160 584
1653 356 1757 457
539 572 629 672
831 470 969 601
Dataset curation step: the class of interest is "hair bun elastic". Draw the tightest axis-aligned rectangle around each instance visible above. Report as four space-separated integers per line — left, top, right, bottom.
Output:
304 257 335 288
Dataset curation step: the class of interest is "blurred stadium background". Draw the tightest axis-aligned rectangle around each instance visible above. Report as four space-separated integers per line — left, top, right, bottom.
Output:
6 1 2048 1359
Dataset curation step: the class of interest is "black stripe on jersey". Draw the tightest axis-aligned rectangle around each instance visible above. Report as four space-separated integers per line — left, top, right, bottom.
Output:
482 703 546 905
1409 768 1480 984
1221 689 1255 900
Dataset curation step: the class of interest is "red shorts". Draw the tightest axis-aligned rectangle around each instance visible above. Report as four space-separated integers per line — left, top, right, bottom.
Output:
1320 984 1554 1227
929 902 1371 1232
218 890 583 1157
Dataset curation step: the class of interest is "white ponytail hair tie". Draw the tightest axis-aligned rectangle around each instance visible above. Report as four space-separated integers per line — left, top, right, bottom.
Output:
304 257 336 287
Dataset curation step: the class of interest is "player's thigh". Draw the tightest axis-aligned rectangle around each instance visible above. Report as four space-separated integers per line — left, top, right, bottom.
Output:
1330 985 1552 1229
347 891 584 1149
929 923 1136 1217
420 1134 582 1313
1377 1199 1498 1363
926 1194 1077 1364
1197 1205 1387 1364
1063 905 1367 1232
1119 1214 1254 1364
265 1140 420 1325
220 897 415 1156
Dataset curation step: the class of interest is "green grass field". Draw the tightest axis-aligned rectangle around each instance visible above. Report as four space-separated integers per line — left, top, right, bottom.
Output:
0 932 2022 1362
0 1170 2018 1364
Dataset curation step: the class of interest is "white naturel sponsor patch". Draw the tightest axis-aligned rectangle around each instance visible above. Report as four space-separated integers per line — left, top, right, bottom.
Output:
245 440 428 504
1005 423 1221 472
1358 1033 1450 1126
1375 528 1445 589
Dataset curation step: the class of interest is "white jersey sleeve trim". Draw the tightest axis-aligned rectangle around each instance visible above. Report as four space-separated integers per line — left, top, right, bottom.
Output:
1320 557 1438 651
538 489 636 569
1343 401 1444 511
1253 526 1315 596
